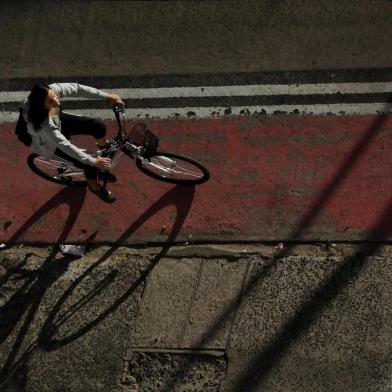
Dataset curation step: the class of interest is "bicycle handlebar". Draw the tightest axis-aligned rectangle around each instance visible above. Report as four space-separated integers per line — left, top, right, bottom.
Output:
112 104 126 137
112 103 125 114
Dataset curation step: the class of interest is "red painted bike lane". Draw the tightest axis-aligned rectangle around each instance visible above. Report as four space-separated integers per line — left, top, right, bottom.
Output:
1 114 392 243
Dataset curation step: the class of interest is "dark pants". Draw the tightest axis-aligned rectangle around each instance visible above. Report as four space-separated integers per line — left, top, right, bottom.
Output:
54 112 107 180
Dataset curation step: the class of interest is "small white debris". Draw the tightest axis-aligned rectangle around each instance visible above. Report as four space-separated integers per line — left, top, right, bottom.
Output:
0 243 6 249
60 245 85 257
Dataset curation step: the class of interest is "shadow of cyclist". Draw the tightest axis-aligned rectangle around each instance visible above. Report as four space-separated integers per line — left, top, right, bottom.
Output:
5 186 87 245
0 184 195 388
38 184 195 350
0 187 87 387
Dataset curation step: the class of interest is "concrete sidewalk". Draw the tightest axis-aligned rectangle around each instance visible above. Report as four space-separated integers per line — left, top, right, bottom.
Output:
0 243 390 391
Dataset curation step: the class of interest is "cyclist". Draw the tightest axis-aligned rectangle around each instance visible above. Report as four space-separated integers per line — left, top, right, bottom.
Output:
22 82 124 203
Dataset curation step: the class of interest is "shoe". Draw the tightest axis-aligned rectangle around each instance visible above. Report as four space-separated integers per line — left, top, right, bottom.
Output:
88 185 116 203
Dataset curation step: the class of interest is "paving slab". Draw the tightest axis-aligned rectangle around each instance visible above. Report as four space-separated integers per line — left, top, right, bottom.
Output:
221 252 392 392
131 257 249 350
1 244 392 391
0 247 151 391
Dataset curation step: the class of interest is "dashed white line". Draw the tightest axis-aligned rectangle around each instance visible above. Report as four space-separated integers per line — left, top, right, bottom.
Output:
1 103 391 123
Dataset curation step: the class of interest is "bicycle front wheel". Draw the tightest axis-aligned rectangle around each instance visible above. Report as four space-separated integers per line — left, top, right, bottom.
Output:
136 152 210 185
27 154 87 187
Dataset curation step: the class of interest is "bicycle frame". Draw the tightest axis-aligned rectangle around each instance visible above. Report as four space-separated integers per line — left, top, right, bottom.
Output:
101 104 157 161
28 104 209 186
47 104 149 178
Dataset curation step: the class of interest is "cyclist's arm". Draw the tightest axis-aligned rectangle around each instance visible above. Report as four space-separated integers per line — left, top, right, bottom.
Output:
49 83 109 100
48 124 97 166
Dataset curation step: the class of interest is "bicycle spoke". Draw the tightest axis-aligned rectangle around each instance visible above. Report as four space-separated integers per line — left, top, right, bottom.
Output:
31 155 86 185
35 158 65 169
142 156 205 180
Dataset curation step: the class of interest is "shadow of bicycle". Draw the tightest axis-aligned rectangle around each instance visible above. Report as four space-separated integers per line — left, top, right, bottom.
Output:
0 184 195 388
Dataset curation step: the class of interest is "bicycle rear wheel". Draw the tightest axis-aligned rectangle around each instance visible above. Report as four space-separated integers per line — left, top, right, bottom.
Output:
27 154 87 187
136 152 210 185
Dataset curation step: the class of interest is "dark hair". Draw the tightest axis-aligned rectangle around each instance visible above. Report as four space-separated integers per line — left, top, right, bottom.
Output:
28 82 50 130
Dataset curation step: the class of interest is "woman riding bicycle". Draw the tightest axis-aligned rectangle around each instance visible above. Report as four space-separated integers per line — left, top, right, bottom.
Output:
22 82 124 203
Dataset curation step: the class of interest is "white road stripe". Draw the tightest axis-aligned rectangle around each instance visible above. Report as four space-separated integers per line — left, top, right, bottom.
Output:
113 82 392 99
1 103 391 123
0 82 391 102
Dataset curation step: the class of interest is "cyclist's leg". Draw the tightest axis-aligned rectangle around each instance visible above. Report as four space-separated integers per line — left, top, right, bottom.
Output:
58 114 116 202
60 112 107 144
54 149 115 203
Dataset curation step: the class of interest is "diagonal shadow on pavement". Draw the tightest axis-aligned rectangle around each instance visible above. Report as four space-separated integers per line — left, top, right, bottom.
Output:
163 103 392 391
229 100 392 392
233 199 392 391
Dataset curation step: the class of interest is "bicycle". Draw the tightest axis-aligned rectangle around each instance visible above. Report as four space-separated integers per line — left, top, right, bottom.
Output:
27 105 210 187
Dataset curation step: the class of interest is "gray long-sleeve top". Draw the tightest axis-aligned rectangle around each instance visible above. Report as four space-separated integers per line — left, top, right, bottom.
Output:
22 83 109 166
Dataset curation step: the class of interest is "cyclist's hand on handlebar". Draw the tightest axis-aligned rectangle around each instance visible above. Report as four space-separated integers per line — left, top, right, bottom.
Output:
106 94 124 106
95 156 112 169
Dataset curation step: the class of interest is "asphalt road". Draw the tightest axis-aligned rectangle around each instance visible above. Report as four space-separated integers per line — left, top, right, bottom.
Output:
0 0 391 78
